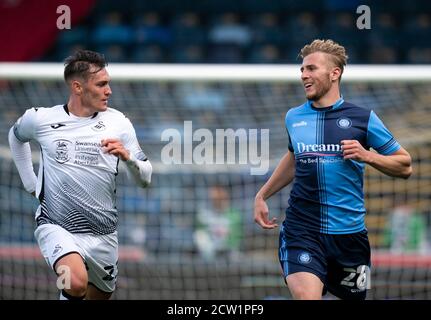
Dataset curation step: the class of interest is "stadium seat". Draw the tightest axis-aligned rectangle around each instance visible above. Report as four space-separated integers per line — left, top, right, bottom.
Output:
133 12 173 47
56 26 90 47
249 13 287 46
91 12 134 46
129 44 166 63
171 12 207 46
171 45 206 63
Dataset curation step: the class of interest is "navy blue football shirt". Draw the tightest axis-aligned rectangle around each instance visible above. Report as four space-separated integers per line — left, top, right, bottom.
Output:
285 97 400 234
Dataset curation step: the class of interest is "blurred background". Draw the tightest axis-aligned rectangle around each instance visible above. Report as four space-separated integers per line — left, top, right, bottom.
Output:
0 0 430 300
0 0 430 64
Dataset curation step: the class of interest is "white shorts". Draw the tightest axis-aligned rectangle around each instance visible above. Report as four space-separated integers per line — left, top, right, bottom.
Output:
34 223 118 293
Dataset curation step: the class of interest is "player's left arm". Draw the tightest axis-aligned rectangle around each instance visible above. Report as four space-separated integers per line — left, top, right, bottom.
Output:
101 138 131 161
341 140 412 179
346 110 413 179
102 137 152 187
101 117 152 187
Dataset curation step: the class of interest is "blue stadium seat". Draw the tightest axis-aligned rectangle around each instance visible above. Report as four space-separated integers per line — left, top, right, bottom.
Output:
366 46 399 64
207 44 244 63
323 0 362 12
240 0 283 13
401 13 431 48
284 12 320 48
247 45 283 64
94 44 128 63
129 44 166 63
249 13 287 46
171 12 207 45
91 12 134 46
406 47 431 64
322 12 368 48
56 26 89 47
54 44 87 62
208 13 252 47
170 45 205 63
133 12 173 47
131 0 196 14
368 13 400 49
280 0 324 12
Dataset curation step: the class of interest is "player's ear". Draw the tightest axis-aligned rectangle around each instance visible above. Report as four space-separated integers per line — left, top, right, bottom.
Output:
331 67 341 82
71 80 83 95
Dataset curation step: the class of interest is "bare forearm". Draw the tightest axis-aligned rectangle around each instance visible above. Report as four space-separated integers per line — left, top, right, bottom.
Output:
366 149 412 179
342 140 412 179
256 151 295 201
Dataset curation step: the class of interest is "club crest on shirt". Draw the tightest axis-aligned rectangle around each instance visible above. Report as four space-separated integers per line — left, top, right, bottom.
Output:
91 121 106 131
53 139 72 163
336 117 352 129
298 252 312 264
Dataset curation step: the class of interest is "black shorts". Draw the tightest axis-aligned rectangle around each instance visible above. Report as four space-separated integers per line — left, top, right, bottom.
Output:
279 220 371 300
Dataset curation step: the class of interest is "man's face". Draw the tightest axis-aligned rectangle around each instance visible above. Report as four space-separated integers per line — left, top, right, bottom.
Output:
80 67 112 112
300 52 336 101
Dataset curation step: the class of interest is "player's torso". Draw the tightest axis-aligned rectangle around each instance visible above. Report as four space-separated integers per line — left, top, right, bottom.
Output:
288 102 369 160
35 105 123 174
285 101 371 234
31 105 127 234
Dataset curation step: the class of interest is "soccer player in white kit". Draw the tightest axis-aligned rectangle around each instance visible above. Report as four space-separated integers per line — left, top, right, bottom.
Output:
8 50 152 300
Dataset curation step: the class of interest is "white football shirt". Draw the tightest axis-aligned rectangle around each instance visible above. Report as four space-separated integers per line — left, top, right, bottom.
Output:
13 104 147 235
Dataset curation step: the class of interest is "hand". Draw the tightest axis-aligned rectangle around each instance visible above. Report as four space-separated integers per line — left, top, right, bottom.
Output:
254 196 278 229
341 140 370 163
101 138 130 161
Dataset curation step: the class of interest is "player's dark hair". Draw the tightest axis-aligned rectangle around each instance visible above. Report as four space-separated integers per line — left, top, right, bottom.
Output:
64 49 107 82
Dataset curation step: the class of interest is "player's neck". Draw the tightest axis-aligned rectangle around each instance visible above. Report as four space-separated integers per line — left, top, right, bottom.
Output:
312 89 341 108
67 99 96 118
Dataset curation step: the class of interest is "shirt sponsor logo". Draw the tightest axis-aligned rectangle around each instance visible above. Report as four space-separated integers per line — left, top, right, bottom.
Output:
74 140 101 166
293 121 307 127
297 142 341 153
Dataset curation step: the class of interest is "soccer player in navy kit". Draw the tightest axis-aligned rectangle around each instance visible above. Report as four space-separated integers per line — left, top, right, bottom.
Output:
254 39 412 300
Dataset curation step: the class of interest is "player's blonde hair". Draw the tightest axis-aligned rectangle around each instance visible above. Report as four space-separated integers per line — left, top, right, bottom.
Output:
299 39 348 79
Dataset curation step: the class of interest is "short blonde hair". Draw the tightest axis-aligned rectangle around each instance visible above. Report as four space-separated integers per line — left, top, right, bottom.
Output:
299 39 348 75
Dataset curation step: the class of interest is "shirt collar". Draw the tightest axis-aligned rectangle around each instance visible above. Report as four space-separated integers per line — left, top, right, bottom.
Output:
306 95 344 111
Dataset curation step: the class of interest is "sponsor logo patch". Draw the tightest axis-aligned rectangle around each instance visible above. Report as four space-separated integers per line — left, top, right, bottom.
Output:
52 244 63 257
293 121 307 127
51 123 66 129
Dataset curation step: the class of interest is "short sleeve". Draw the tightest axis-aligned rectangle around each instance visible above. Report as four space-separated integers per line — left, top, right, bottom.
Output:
285 112 294 152
367 110 400 155
13 108 38 142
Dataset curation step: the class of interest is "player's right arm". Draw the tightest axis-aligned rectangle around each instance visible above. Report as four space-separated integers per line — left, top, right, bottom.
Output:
8 108 38 195
254 150 296 229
